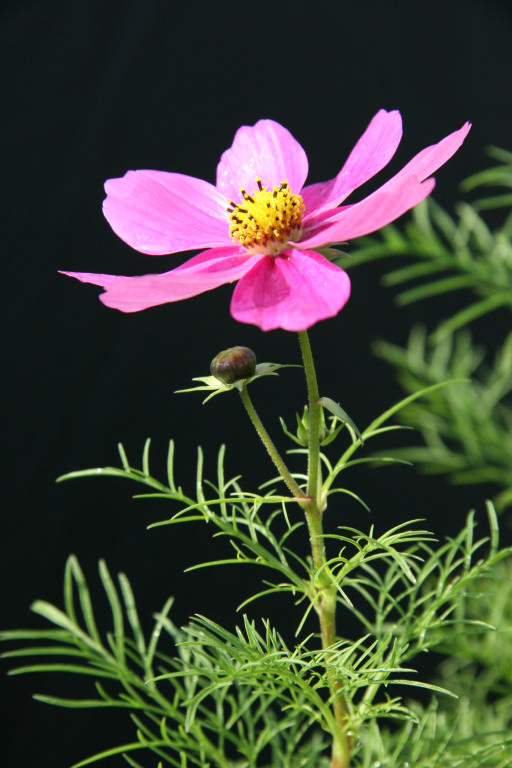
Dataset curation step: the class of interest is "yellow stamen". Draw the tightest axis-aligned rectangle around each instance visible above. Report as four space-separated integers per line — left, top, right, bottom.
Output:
227 178 305 255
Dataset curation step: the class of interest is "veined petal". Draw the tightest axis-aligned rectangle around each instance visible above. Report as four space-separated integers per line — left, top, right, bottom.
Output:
103 170 231 255
216 119 309 200
301 121 471 248
302 109 403 218
300 174 436 247
392 121 471 182
60 247 259 312
230 248 350 332
301 120 471 247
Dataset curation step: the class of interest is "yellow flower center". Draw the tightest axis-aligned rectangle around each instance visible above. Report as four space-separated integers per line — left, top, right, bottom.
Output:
227 179 305 255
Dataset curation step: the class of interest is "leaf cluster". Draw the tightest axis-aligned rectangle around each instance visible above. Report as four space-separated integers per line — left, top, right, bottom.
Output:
1 556 331 768
4 428 512 766
55 381 463 625
371 328 512 510
356 551 512 767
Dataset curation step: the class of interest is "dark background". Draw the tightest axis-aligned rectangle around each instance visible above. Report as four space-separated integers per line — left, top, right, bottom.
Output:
2 0 512 765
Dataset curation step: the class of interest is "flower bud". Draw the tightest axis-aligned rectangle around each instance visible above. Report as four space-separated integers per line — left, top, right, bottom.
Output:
210 346 257 384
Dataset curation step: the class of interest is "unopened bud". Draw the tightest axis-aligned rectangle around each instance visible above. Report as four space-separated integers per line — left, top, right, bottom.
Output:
210 346 257 384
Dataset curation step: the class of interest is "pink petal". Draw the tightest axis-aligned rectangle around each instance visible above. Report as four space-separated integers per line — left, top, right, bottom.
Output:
393 121 471 182
230 248 350 331
301 109 403 218
300 121 471 248
300 175 436 248
103 170 231 255
216 119 309 201
60 247 260 312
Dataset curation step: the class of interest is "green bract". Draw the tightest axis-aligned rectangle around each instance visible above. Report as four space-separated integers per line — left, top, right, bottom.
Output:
176 362 300 403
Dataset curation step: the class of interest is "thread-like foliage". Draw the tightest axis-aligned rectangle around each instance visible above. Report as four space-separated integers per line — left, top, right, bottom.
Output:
2 440 511 767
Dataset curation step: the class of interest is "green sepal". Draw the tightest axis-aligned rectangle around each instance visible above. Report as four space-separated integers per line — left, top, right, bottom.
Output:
176 363 301 404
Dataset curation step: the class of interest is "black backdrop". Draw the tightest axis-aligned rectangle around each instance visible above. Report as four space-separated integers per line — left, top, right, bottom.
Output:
2 1 512 765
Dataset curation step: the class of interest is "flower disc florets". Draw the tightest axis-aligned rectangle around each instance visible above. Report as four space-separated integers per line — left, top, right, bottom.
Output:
227 179 305 255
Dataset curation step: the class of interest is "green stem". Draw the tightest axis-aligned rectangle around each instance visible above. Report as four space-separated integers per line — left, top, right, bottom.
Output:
298 331 323 506
298 330 351 768
238 385 306 503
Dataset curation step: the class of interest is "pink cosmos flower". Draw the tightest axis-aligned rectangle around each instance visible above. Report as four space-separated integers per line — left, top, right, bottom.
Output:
62 110 470 332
